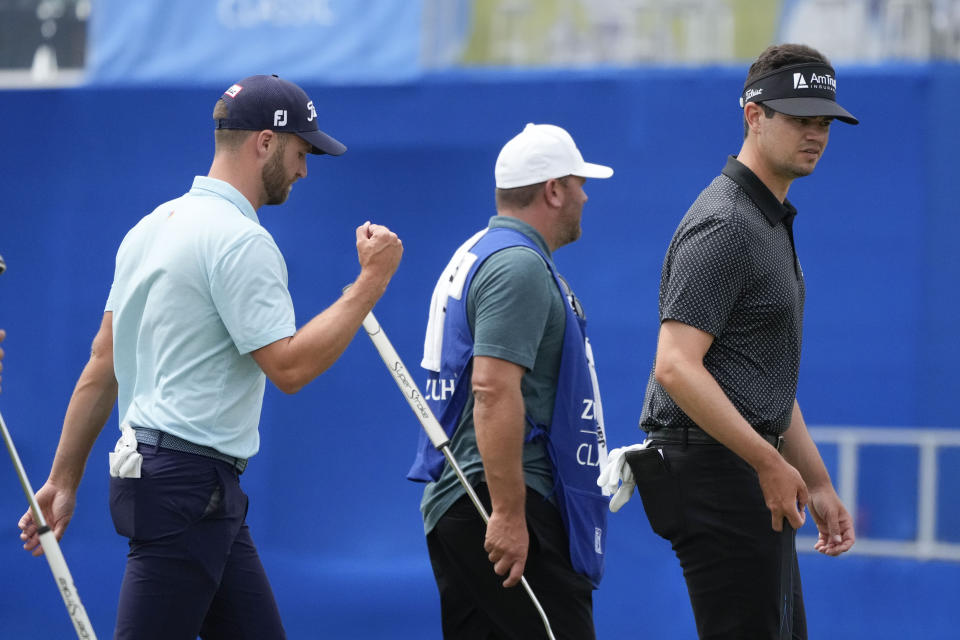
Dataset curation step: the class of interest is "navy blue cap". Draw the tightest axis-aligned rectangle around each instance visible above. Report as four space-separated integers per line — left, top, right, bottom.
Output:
217 74 347 155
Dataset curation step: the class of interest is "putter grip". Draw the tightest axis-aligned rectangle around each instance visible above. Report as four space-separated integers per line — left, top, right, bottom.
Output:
38 530 97 639
361 312 449 448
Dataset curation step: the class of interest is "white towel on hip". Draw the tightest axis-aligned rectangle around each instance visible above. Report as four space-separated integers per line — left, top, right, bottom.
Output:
109 421 142 479
421 228 488 372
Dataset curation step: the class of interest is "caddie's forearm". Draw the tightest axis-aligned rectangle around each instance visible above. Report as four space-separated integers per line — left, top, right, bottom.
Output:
474 386 527 517
782 401 833 491
657 358 779 472
48 355 118 491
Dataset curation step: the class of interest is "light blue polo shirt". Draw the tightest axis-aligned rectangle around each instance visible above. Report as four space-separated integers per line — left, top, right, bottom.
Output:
105 176 297 459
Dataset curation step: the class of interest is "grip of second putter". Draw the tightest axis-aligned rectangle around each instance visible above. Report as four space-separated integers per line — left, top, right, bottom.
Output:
361 312 449 448
38 530 97 639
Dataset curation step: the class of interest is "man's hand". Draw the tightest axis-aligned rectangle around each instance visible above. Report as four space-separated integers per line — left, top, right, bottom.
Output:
253 225 402 393
355 222 402 291
809 486 855 556
779 401 854 556
484 511 528 588
18 482 76 557
755 453 808 531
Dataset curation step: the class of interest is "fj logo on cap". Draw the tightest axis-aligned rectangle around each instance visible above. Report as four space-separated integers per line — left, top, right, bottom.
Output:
224 84 243 98
306 101 317 122
274 110 287 127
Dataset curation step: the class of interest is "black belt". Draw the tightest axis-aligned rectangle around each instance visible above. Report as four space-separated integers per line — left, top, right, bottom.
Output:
646 426 784 453
133 427 248 474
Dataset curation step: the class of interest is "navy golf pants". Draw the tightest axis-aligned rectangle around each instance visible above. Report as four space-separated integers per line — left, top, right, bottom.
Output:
109 445 284 640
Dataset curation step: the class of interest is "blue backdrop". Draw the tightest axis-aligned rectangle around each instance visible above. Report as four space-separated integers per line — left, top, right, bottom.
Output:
1 65 958 638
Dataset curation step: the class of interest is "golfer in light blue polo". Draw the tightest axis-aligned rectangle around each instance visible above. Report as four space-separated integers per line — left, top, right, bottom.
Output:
18 74 403 639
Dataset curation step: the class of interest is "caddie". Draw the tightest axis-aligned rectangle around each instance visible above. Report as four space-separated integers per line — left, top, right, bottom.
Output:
413 123 613 639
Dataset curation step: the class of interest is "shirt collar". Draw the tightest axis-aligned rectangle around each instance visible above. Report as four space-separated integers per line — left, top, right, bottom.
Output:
721 156 797 227
488 215 554 261
189 176 260 225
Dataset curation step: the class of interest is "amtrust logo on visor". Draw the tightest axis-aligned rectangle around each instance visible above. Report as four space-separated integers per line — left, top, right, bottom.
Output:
794 72 836 92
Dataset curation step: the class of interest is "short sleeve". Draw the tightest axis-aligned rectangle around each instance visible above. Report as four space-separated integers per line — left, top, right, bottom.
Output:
105 223 136 313
210 232 297 354
470 247 553 370
105 283 117 312
661 216 751 337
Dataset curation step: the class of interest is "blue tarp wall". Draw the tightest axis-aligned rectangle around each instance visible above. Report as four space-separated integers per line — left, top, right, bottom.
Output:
1 66 959 638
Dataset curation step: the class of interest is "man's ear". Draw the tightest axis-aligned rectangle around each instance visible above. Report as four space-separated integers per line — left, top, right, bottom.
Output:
254 129 276 158
543 178 564 208
743 102 765 135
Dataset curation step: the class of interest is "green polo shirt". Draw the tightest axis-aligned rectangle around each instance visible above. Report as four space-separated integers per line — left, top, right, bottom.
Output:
421 216 565 534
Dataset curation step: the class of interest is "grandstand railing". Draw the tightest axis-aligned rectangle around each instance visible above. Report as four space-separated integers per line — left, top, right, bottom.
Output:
798 426 960 561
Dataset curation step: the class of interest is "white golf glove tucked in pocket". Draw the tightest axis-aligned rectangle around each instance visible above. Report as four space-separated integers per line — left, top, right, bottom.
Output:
109 422 142 478
597 442 649 513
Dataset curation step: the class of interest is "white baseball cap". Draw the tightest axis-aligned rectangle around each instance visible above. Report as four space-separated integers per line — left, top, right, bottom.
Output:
495 123 614 189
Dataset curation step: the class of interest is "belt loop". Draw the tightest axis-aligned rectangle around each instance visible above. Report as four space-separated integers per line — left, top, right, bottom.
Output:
682 426 689 450
776 435 784 453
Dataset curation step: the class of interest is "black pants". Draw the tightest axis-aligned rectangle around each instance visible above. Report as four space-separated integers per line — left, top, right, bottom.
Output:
426 483 595 640
635 443 807 640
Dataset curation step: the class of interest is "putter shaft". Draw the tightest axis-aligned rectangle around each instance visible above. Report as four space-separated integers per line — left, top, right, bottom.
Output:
1 409 97 639
361 311 556 640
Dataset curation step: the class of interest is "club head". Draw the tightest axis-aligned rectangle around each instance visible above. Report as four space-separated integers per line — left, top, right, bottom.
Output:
0 254 5 275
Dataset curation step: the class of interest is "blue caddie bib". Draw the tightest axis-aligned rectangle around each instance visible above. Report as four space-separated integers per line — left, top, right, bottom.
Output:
409 227 609 586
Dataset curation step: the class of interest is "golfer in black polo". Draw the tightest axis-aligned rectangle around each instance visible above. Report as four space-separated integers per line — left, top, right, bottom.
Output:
628 44 857 639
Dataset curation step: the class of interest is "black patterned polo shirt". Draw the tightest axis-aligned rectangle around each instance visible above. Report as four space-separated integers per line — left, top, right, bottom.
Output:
640 156 805 436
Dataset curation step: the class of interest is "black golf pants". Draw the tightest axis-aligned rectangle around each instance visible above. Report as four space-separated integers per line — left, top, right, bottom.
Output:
636 442 807 640
426 483 595 640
